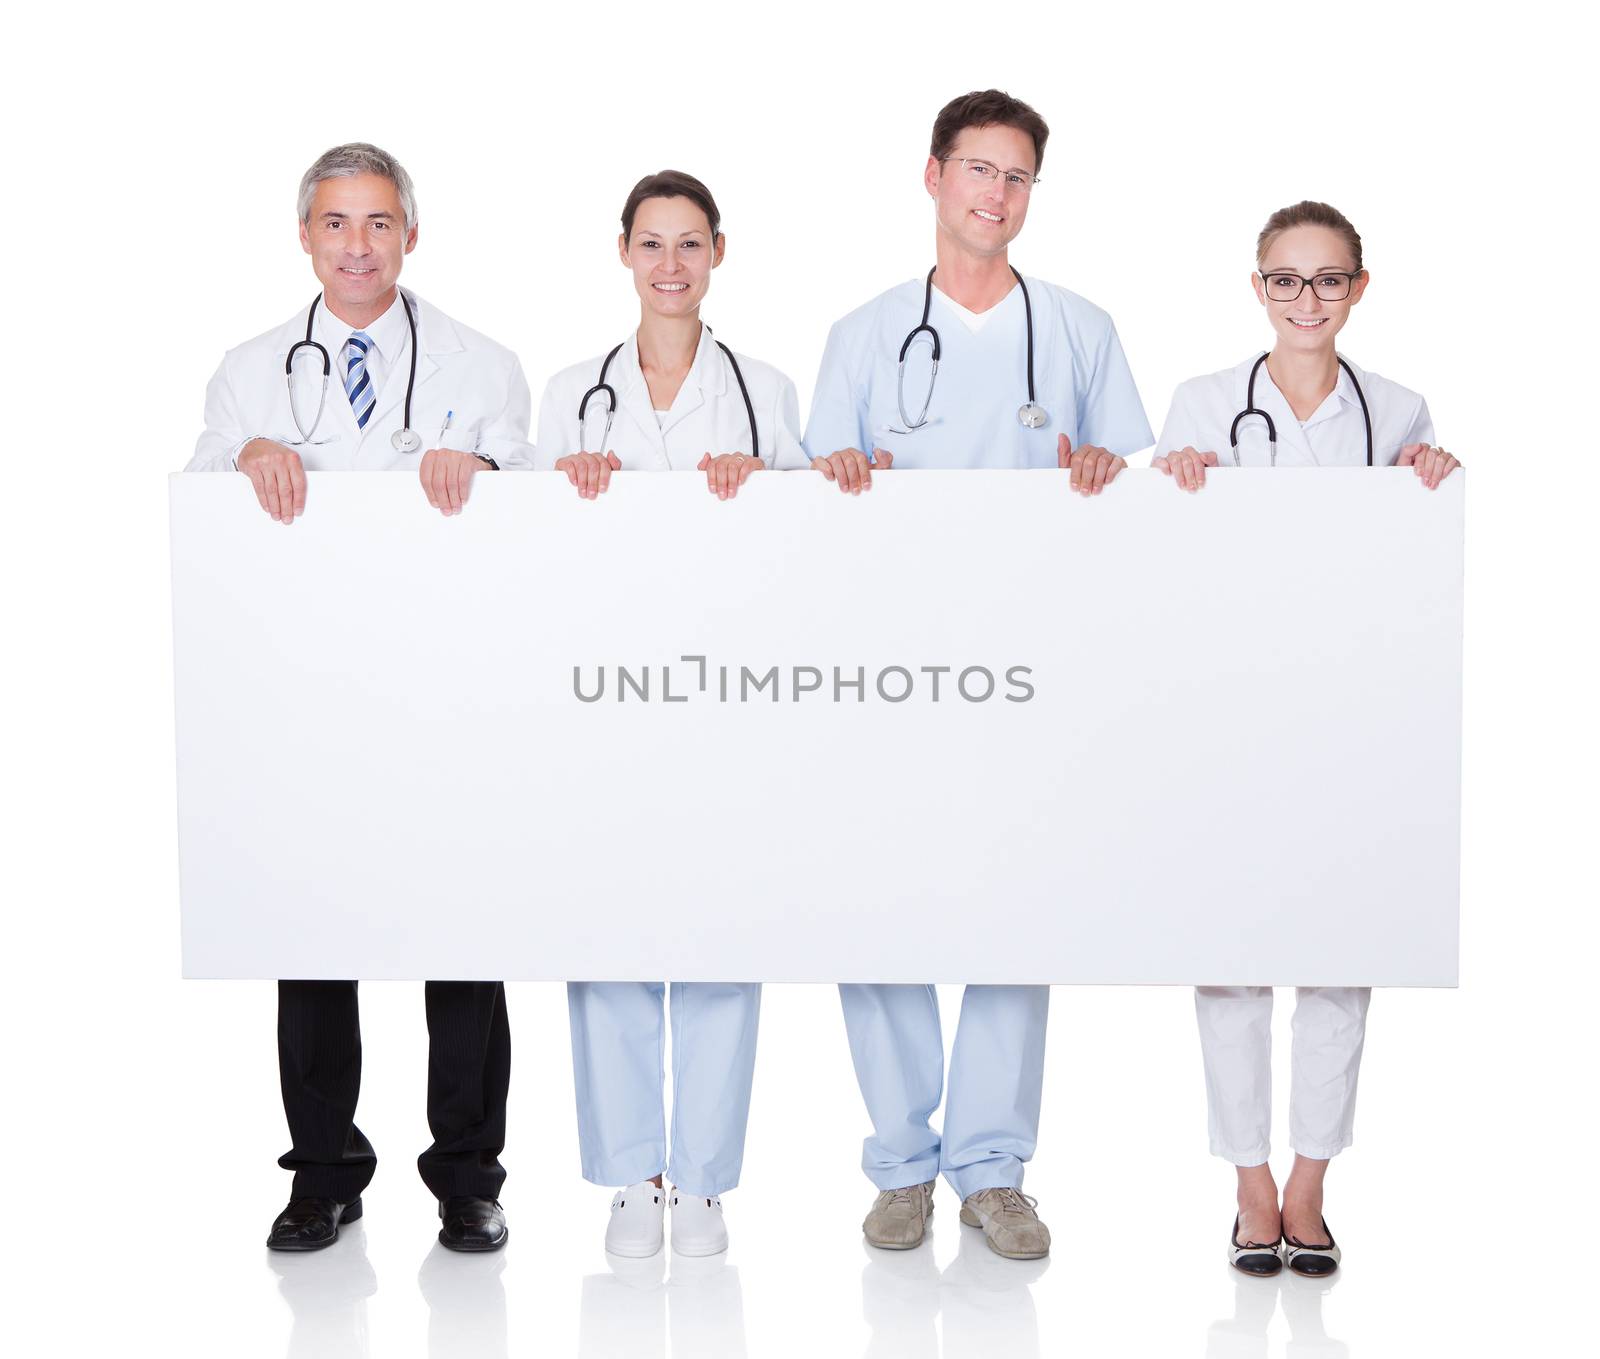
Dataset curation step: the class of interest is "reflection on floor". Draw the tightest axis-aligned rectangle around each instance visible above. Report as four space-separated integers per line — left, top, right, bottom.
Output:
862 1225 1047 1359
268 1222 378 1359
578 1250 748 1358
262 1201 1347 1358
418 1237 510 1359
1206 1269 1347 1359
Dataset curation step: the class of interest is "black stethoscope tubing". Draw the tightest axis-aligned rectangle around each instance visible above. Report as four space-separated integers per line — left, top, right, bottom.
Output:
1230 352 1373 467
285 291 420 451
577 329 760 462
898 266 1044 430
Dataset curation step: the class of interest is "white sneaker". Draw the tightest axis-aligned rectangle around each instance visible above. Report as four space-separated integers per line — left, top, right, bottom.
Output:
669 1188 729 1257
605 1181 666 1258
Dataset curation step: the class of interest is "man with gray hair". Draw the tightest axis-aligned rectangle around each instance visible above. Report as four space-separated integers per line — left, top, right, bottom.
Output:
188 143 531 1253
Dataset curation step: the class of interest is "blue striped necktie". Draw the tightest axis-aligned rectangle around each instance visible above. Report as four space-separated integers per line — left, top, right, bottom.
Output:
344 332 376 428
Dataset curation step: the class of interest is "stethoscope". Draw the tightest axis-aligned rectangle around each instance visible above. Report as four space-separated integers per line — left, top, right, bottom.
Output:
577 328 760 461
897 265 1047 432
284 291 422 453
1230 352 1373 467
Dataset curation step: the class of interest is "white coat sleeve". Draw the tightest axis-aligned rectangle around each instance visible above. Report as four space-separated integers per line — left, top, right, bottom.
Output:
1387 395 1436 465
802 321 870 462
1078 320 1154 458
475 357 535 470
1152 382 1207 462
770 374 809 470
534 376 571 469
186 353 254 473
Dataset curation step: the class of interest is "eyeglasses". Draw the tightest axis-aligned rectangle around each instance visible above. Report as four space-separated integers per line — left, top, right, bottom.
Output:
1258 270 1364 302
941 158 1039 192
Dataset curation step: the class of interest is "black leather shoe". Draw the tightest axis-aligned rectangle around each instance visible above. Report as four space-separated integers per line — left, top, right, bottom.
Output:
266 1196 363 1251
1285 1218 1341 1276
438 1196 508 1252
1228 1214 1283 1276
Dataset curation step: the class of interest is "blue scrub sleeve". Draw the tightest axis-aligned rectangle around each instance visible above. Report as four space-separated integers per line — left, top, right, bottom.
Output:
1078 321 1154 458
802 320 871 463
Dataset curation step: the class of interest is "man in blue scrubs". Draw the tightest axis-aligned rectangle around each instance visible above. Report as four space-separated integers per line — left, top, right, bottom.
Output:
804 90 1152 1258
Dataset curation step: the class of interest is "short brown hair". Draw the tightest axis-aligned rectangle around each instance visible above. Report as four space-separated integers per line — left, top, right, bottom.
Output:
930 90 1050 173
1256 201 1363 271
620 170 721 240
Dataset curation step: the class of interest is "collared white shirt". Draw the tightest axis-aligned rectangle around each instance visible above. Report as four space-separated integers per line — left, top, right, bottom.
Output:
536 324 808 472
315 291 409 410
1155 353 1434 468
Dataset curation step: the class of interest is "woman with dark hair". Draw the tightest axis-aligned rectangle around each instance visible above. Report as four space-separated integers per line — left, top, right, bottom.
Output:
536 169 807 497
536 171 802 1262
1152 200 1460 1278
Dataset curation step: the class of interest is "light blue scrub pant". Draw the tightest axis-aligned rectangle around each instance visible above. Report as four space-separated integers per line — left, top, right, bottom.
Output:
839 983 1049 1200
568 981 761 1198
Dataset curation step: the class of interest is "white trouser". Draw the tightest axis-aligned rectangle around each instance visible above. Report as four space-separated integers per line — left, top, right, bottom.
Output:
568 981 761 1197
1194 986 1371 1165
839 983 1049 1200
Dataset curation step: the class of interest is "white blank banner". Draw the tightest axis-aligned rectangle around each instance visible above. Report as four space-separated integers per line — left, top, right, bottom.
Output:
170 470 1462 985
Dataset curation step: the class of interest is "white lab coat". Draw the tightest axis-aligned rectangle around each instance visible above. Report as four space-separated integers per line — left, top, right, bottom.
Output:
803 274 1153 467
188 290 535 473
1154 353 1434 466
1161 351 1437 1166
535 326 808 471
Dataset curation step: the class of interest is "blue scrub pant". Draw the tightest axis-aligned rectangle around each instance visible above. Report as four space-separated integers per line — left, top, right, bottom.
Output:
568 981 761 1198
839 983 1049 1200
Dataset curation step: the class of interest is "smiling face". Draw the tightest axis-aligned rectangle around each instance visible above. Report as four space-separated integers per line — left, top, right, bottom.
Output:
924 122 1037 259
298 172 416 324
619 195 724 318
1253 224 1368 352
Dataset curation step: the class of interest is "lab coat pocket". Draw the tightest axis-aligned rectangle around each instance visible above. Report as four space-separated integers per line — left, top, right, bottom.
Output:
433 423 479 454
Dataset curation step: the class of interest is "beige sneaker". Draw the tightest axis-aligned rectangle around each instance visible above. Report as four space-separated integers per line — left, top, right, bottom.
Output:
863 1181 935 1250
959 1188 1051 1260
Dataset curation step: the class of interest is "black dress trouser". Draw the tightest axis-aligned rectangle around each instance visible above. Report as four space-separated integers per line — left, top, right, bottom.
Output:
276 980 511 1202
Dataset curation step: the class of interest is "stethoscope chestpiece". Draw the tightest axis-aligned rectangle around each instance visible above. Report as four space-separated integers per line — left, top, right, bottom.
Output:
899 266 1047 435
290 291 425 451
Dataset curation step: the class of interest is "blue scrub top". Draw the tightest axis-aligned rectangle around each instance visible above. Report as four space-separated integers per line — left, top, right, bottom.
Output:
802 275 1152 469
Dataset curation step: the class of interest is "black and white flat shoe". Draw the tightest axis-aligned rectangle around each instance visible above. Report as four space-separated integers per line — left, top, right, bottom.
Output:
1285 1218 1341 1276
1228 1215 1283 1276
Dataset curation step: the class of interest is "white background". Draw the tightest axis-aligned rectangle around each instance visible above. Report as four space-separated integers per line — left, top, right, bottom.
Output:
3 2 1595 1356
